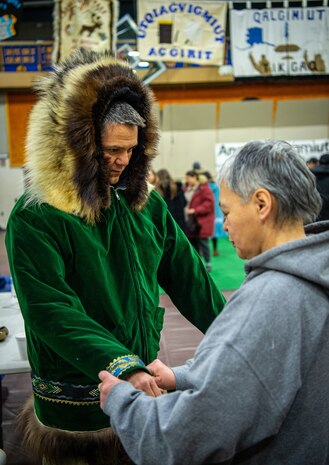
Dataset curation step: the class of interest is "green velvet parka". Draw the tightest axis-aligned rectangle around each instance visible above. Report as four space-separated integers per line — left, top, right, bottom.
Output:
5 50 226 431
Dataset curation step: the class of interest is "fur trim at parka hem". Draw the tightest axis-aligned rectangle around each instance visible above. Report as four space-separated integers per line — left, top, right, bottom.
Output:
17 396 133 465
25 49 159 224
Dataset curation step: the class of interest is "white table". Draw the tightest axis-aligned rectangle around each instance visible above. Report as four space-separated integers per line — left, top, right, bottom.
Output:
0 292 30 448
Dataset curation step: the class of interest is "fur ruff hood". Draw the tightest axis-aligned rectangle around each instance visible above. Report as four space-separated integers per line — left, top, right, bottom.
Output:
25 49 159 224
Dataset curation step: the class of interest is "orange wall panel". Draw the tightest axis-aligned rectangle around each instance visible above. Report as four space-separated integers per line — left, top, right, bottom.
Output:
6 92 36 167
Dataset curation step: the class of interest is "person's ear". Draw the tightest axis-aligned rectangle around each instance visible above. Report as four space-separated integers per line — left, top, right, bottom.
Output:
253 188 273 220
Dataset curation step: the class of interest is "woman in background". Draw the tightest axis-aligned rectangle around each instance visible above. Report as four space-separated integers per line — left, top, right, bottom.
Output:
156 168 186 232
184 170 215 272
204 171 227 256
147 168 158 187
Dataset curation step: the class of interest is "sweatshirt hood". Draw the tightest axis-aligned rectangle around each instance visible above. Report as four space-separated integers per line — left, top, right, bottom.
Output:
245 221 329 292
24 49 159 224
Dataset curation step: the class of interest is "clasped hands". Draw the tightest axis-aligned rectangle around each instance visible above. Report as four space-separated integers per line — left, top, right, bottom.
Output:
98 359 175 409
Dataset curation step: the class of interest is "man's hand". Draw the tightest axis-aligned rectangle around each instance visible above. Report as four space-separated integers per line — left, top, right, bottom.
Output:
98 370 123 409
125 369 164 397
147 359 176 391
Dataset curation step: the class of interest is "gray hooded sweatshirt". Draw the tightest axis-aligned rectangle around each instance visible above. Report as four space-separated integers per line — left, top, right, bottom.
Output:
104 221 329 465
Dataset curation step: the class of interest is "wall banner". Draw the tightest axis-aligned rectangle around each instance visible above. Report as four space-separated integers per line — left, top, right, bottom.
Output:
230 7 329 77
52 0 119 63
0 0 22 41
215 139 329 175
137 1 227 66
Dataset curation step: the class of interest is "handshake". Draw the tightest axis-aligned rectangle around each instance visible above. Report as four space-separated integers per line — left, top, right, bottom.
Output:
98 359 175 409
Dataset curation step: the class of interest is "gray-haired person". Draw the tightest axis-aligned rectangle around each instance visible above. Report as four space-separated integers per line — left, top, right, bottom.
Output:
5 49 225 465
99 140 329 465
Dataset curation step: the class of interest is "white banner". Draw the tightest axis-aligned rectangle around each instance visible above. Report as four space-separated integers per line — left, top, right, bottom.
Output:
215 139 329 174
137 1 227 65
230 7 329 77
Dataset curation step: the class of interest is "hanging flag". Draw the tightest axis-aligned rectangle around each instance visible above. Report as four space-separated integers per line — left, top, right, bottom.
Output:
230 7 329 77
0 0 22 41
137 1 227 66
53 0 119 63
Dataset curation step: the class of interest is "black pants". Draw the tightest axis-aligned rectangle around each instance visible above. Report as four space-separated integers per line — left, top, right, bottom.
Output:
189 237 211 264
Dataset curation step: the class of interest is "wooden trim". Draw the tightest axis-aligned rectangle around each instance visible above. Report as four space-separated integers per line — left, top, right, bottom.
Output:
0 72 45 89
2 71 328 105
0 69 234 89
136 67 235 85
152 79 329 104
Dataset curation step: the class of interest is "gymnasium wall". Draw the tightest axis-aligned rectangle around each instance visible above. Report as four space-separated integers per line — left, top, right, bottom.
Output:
0 91 328 227
154 97 329 179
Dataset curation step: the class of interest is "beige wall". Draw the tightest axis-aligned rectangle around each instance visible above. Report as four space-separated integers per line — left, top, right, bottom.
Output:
1 94 328 227
152 98 329 180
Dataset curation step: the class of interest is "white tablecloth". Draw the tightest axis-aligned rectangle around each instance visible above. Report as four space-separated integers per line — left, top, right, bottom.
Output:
0 293 30 374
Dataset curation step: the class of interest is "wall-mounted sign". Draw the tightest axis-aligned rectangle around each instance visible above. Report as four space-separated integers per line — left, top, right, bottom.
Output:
0 0 22 41
53 0 118 63
116 13 166 84
230 7 329 76
215 139 329 175
137 1 227 66
0 41 53 71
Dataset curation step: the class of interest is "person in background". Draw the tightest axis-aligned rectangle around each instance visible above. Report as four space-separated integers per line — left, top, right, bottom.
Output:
192 161 202 171
311 153 329 221
306 157 319 169
184 170 215 272
204 171 227 256
98 140 329 465
147 167 158 186
156 168 186 231
5 49 226 465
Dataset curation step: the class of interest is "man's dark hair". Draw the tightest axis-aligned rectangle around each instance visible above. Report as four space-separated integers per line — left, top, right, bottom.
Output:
307 157 318 164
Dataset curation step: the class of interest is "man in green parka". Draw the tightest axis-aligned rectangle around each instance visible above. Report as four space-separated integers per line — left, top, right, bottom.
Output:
5 49 226 465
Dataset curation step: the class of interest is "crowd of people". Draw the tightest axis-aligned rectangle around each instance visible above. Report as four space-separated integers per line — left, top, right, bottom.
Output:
149 154 329 270
148 165 227 272
3 48 329 465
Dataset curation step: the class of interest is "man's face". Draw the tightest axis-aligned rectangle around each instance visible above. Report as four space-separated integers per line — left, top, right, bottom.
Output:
101 123 138 185
220 181 263 260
